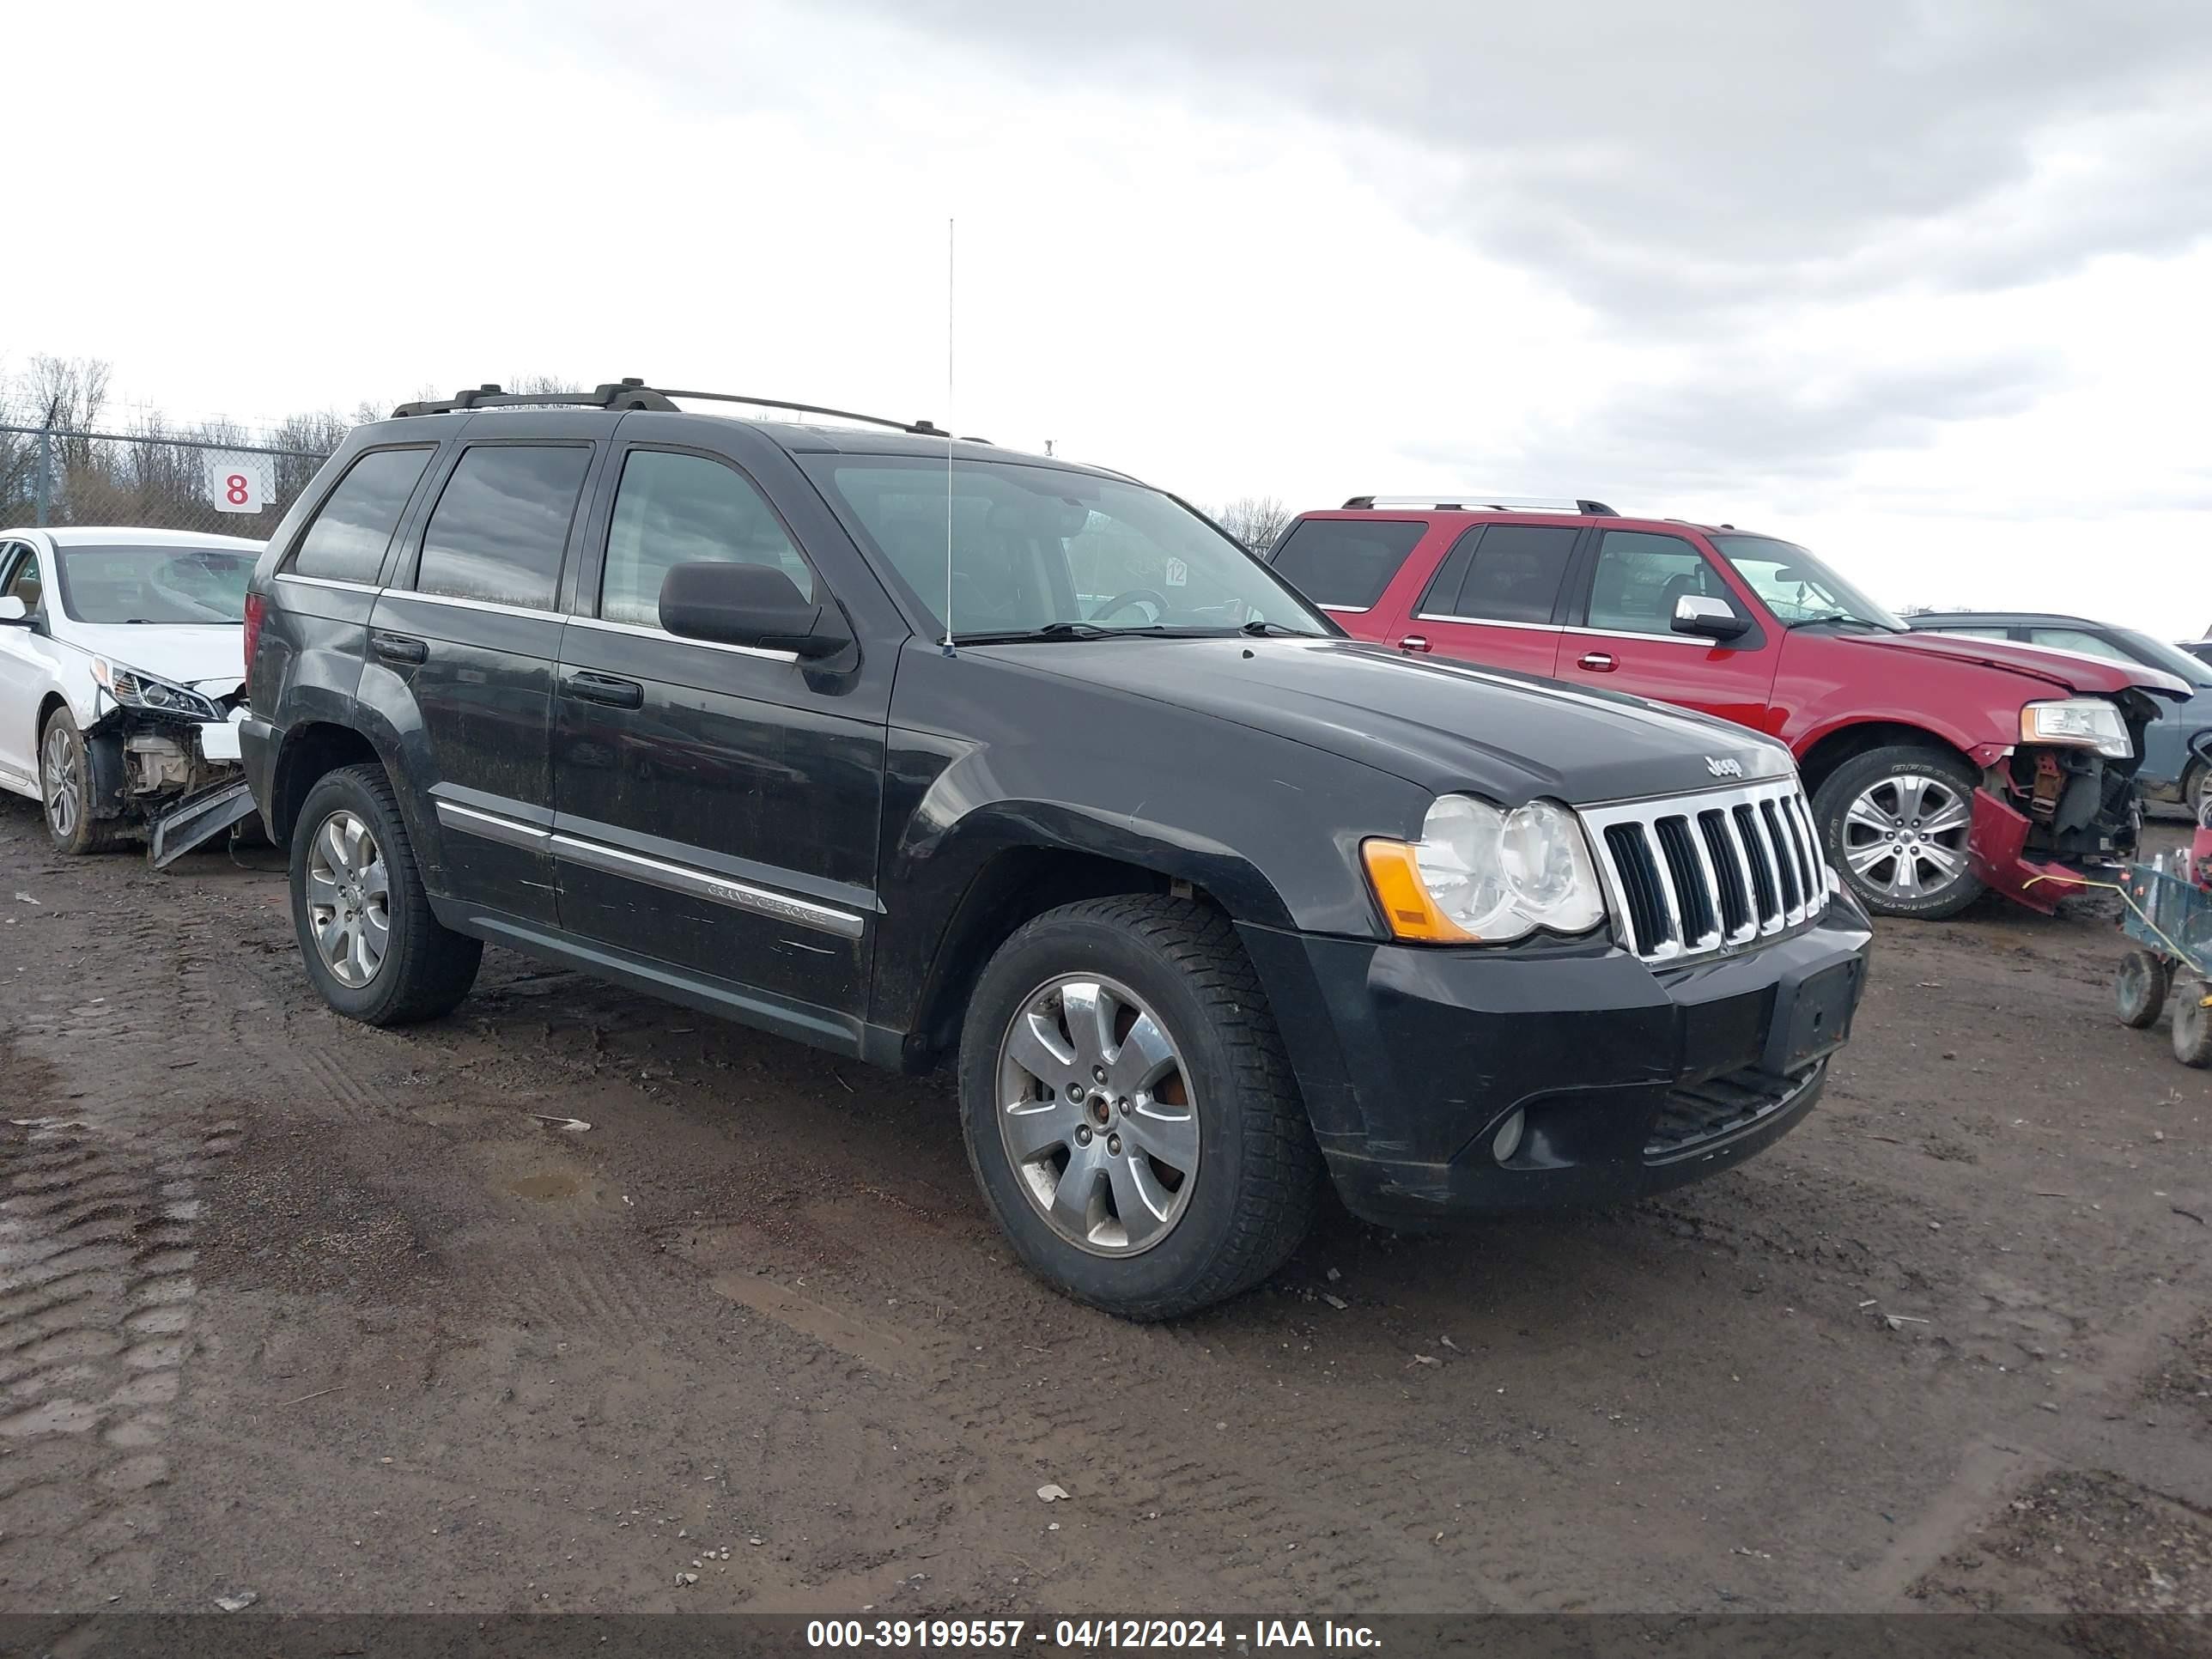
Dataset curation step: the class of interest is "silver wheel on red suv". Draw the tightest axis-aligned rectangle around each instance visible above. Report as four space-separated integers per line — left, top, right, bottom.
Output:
1813 746 1985 920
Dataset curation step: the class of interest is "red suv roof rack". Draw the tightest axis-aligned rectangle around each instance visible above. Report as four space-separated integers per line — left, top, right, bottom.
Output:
1340 494 1618 515
392 377 981 441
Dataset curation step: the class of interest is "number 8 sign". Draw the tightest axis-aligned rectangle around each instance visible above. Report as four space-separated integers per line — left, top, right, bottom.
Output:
204 459 264 514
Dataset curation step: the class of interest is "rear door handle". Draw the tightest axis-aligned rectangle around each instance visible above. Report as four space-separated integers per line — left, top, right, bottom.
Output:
562 671 644 709
1398 635 1431 653
1577 651 1617 672
370 631 427 665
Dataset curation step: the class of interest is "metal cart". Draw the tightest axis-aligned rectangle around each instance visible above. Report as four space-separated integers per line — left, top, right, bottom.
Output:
2113 793 2212 1068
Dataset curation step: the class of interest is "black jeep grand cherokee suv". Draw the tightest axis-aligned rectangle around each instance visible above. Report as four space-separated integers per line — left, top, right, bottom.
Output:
240 380 1872 1318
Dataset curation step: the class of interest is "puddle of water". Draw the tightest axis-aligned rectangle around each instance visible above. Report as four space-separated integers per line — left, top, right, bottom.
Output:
507 1172 582 1201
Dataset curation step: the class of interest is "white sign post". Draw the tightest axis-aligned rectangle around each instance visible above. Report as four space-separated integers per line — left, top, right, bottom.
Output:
204 457 264 515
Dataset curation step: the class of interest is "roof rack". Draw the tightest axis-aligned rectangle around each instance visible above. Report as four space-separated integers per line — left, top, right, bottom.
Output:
392 377 981 441
1341 494 1617 516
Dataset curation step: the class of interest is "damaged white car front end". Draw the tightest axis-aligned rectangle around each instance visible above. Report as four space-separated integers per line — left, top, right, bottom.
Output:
0 529 263 864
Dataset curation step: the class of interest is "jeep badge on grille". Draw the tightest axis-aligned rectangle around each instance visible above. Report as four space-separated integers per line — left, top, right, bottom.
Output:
1705 757 1744 779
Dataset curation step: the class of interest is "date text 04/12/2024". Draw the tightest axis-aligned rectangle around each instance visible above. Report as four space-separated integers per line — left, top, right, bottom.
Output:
804 1619 1382 1650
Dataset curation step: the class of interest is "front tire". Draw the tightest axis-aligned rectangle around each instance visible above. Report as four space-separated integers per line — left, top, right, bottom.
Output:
290 763 481 1025
1812 746 1984 920
958 895 1321 1320
40 707 127 855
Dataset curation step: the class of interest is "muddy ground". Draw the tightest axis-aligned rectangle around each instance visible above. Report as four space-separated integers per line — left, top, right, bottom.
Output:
1 792 2208 1622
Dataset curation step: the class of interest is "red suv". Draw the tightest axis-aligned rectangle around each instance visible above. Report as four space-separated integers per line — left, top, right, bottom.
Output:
1268 497 2188 919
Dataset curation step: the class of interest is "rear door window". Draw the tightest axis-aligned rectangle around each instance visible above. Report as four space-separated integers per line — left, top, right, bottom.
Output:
1267 519 1425 611
1418 525 1576 623
288 447 434 584
415 445 592 611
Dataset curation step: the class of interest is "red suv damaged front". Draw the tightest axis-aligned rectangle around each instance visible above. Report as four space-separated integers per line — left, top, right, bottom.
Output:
1267 500 2188 920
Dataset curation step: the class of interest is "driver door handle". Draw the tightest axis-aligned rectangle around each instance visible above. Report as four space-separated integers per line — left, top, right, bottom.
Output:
1398 635 1431 653
1577 651 1617 672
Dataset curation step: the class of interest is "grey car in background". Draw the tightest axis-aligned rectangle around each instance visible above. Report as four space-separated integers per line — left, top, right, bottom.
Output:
1909 611 2212 817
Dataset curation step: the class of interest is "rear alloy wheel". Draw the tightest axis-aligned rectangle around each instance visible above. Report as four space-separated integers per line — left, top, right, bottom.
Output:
1814 747 1984 920
290 763 482 1025
960 895 1320 1320
305 809 392 988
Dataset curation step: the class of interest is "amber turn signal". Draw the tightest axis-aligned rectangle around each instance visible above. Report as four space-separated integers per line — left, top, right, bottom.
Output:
1360 839 1474 943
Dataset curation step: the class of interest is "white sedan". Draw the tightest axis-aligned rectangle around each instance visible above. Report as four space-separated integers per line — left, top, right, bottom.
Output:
0 526 261 857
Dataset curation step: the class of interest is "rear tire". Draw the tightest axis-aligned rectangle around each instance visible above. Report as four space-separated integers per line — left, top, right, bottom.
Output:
958 895 1322 1321
1812 745 1984 920
2115 951 2172 1030
290 763 481 1025
40 707 129 855
2177 981 2212 1069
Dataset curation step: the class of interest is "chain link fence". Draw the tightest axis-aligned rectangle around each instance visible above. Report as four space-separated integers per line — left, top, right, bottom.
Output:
0 421 337 543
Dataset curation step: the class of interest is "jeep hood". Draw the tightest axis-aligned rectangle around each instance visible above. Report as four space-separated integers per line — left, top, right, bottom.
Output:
1865 629 2191 700
975 635 1793 805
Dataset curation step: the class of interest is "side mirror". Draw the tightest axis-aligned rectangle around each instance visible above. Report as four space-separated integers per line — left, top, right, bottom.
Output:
1672 592 1749 642
0 596 29 624
659 562 851 659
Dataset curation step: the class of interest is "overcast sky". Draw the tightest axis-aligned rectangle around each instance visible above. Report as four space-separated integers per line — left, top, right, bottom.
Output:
12 0 2212 634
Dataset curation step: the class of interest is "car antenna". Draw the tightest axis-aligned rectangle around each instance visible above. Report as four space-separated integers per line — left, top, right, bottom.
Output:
942 216 957 658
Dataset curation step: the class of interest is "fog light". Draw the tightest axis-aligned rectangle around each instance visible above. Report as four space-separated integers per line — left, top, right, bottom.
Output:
1491 1108 1526 1164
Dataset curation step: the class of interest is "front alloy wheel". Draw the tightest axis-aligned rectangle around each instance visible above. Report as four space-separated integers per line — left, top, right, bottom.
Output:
42 723 81 842
1840 772 1972 906
305 808 392 987
997 975 1200 1255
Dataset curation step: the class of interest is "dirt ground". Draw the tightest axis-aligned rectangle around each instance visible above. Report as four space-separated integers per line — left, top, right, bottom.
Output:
2 792 2208 1622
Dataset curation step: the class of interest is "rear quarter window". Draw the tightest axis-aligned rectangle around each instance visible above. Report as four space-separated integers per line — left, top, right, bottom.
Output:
1267 519 1426 611
287 447 435 584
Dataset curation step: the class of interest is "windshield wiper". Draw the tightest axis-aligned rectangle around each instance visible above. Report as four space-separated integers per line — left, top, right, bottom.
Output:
1238 619 1319 637
951 622 1117 644
1786 613 1894 633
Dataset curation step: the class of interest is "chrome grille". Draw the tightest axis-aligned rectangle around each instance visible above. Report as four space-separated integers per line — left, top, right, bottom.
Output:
1580 778 1829 964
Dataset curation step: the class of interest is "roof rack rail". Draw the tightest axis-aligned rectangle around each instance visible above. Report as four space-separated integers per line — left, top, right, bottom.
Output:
392 377 978 440
1341 494 1617 516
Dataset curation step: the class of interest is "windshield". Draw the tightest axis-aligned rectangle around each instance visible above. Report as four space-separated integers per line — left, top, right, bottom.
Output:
1711 535 1905 633
53 544 256 625
803 456 1329 641
2115 628 2212 689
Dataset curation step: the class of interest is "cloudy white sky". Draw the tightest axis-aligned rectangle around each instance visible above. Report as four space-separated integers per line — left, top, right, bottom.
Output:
11 0 2212 634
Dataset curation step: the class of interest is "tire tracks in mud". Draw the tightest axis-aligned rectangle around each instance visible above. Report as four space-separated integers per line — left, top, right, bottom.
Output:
0 881 245 1605
695 1239 1529 1612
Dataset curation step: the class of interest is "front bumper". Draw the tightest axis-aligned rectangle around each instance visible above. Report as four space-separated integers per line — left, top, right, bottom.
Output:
1966 787 2124 915
1239 897 1873 1228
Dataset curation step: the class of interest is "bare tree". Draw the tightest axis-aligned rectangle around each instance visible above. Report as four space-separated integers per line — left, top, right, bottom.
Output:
1207 495 1293 554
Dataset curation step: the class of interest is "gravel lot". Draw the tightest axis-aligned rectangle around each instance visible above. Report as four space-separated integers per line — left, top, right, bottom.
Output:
2 793 2207 1619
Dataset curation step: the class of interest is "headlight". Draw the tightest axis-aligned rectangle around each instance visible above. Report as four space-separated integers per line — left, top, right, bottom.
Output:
92 659 222 723
2021 697 2131 759
1362 795 1606 944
